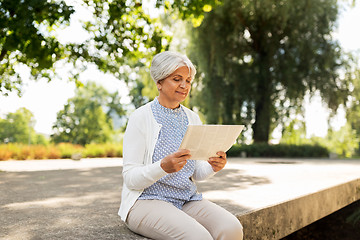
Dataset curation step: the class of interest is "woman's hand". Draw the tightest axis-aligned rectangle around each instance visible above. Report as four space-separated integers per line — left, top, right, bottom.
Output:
160 149 191 173
208 151 227 172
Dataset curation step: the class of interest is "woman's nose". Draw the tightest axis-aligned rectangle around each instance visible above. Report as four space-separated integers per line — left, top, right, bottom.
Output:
180 80 186 88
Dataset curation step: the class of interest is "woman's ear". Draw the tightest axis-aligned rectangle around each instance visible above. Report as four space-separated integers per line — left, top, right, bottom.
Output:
156 81 162 90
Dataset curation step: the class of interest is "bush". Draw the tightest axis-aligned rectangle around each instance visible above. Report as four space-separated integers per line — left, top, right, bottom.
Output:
83 143 106 158
228 143 329 158
83 143 123 158
0 144 64 160
0 142 123 160
0 145 12 160
32 145 48 159
17 145 33 160
57 143 84 159
46 145 62 159
102 143 122 157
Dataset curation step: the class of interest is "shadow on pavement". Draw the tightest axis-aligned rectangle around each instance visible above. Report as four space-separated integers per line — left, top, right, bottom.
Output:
198 168 271 192
1 167 138 240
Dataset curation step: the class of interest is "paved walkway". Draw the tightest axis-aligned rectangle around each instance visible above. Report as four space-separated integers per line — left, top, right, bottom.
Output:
1 158 360 239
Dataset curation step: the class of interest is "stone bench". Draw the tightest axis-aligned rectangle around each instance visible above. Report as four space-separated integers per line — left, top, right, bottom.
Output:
237 178 360 239
200 158 360 240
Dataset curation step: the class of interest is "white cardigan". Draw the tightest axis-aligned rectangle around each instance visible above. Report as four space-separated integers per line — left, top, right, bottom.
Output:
118 101 215 221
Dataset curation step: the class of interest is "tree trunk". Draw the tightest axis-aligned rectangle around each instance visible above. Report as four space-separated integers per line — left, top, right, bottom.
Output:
0 49 6 62
253 55 272 143
253 90 271 143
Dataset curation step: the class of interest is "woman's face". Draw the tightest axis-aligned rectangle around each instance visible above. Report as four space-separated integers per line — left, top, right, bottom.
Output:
157 66 192 109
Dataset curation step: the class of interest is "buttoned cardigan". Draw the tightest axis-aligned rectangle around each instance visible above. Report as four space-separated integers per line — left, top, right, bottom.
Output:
118 100 215 221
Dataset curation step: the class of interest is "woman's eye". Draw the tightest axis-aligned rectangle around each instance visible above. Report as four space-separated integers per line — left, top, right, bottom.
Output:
173 78 181 81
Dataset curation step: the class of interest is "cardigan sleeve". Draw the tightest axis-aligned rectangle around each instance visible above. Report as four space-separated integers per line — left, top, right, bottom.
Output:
122 111 167 191
192 160 216 181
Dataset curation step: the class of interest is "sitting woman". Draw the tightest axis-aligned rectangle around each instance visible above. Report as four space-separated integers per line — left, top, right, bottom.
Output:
118 51 243 240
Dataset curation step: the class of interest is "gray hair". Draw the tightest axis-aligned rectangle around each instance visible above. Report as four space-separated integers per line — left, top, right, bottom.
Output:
150 51 196 83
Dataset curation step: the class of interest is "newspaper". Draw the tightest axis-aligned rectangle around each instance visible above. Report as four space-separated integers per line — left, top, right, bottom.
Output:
179 125 244 160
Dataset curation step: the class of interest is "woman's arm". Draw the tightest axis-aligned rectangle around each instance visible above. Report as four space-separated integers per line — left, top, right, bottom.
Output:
122 113 167 191
192 160 216 181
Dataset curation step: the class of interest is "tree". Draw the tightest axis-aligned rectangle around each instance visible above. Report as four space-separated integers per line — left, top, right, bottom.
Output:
0 0 167 96
346 67 360 155
325 123 358 157
280 119 307 145
0 0 74 95
189 0 352 143
0 107 35 143
51 82 124 145
0 0 166 96
1 0 221 96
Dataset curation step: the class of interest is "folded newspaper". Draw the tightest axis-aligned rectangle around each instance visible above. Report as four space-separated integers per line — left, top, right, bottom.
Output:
179 125 244 160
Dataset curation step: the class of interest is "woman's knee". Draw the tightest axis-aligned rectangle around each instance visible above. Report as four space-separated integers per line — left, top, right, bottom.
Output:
218 216 244 240
228 220 243 240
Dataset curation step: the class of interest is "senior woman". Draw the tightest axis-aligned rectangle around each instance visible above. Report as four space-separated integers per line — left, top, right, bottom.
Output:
118 51 243 240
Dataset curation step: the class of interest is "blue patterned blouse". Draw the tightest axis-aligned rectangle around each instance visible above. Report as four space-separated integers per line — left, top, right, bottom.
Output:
138 98 202 208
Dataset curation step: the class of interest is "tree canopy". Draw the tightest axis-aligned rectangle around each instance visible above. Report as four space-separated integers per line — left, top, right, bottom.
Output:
0 0 217 96
0 107 47 144
346 67 360 154
51 82 124 145
189 0 352 142
0 0 74 95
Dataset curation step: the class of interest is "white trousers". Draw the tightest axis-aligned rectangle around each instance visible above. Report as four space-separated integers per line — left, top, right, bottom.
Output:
126 199 243 240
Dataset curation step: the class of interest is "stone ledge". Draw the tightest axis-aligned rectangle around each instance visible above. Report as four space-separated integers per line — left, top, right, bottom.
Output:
237 178 360 240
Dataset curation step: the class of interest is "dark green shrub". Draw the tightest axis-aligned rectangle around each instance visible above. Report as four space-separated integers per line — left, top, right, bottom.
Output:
227 143 329 158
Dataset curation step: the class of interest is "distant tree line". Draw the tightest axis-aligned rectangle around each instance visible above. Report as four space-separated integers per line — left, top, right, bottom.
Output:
0 108 47 144
0 82 126 146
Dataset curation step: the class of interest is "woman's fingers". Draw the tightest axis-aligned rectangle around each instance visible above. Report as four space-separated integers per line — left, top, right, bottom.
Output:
216 151 226 159
175 149 191 157
160 149 191 173
208 151 227 172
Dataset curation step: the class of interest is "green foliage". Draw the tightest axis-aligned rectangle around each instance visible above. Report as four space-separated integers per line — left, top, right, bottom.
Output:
51 82 124 145
280 118 358 158
0 108 33 143
0 0 74 95
347 67 360 155
319 123 358 158
280 119 307 145
128 66 158 108
0 0 166 96
65 0 172 90
33 134 49 145
189 0 352 143
83 143 122 158
228 143 329 158
157 0 221 27
1 0 221 97
0 107 46 144
56 142 84 159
